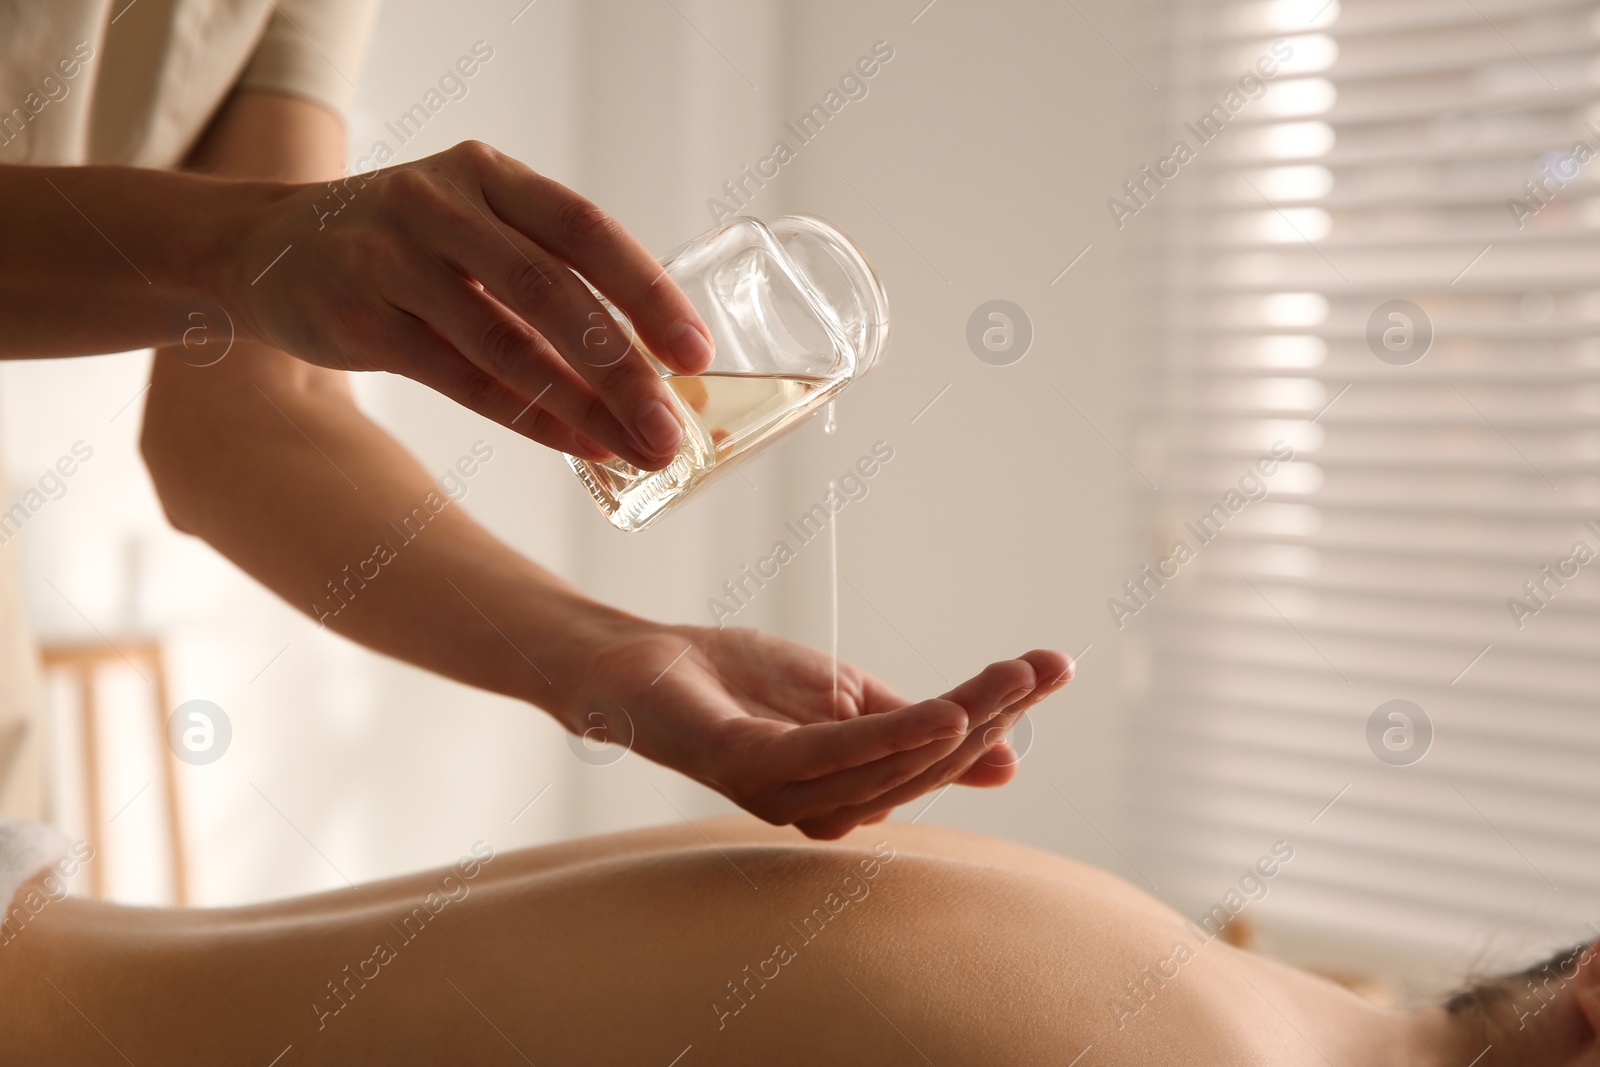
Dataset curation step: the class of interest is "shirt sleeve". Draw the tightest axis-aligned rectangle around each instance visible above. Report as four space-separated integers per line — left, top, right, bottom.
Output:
235 0 382 121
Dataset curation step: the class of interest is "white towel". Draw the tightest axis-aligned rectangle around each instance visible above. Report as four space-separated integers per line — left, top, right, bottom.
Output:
0 818 69 914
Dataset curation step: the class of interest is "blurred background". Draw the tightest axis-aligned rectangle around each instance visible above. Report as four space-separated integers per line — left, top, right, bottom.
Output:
5 0 1599 1000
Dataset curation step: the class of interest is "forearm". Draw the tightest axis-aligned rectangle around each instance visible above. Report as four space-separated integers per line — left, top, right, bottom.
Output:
0 164 282 358
129 88 643 725
141 346 633 721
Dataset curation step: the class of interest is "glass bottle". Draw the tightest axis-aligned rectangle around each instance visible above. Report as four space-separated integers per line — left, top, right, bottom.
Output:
567 214 890 532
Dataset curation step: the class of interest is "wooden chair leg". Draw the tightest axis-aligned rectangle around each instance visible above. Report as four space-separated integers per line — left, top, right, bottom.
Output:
46 641 189 906
149 649 189 905
75 666 105 901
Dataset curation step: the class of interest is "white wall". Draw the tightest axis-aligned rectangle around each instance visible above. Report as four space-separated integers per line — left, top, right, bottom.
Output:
3 0 1149 906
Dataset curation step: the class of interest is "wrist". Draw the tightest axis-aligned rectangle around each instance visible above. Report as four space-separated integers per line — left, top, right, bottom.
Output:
175 174 300 341
509 590 654 731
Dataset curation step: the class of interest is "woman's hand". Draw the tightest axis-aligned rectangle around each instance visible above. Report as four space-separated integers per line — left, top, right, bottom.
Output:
563 623 1073 839
226 140 713 470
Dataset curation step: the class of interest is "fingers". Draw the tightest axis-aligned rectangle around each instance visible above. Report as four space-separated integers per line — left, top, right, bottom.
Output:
998 649 1073 695
756 698 969 784
793 651 1074 839
429 214 691 469
284 144 712 467
775 659 1039 819
971 650 1073 739
904 650 1072 786
938 657 1040 724
475 149 715 375
380 306 612 459
959 743 1019 786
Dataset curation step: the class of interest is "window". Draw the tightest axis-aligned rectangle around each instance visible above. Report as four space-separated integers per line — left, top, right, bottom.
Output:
1136 0 1600 982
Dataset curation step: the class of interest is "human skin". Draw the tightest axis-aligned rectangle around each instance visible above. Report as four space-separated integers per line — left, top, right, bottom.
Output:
0 140 717 469
133 89 1072 839
5 815 1592 1066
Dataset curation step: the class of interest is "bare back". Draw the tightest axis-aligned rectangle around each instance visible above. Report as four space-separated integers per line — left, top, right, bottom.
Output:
0 818 1404 1066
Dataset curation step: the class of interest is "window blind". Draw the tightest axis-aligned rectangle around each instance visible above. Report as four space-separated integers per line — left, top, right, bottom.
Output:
1133 0 1600 980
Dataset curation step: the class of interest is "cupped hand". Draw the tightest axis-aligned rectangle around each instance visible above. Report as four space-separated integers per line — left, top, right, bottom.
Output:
228 140 712 470
566 623 1073 840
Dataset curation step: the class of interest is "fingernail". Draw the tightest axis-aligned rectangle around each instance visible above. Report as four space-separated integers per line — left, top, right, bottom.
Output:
666 320 714 371
932 723 966 740
1001 687 1032 707
634 398 682 455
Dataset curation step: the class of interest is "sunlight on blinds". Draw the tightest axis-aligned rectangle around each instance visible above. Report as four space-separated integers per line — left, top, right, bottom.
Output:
1132 0 1600 978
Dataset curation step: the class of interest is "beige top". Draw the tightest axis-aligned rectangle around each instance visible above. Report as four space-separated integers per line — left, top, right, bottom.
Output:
0 0 379 818
0 0 379 166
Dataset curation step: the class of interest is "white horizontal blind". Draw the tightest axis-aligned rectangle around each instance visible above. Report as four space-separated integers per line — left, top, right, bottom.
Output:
1134 0 1600 972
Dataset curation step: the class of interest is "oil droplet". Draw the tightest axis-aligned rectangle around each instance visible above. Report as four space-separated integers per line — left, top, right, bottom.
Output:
823 400 837 435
